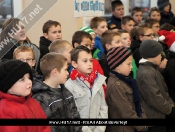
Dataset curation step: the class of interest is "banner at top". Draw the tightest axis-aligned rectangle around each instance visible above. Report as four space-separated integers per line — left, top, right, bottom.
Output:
74 0 104 17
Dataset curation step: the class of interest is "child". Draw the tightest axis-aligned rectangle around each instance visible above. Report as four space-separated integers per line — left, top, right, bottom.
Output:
39 20 62 59
90 17 108 58
148 7 161 22
107 0 124 30
32 52 81 132
131 7 143 26
157 0 174 26
0 60 51 132
65 45 108 132
137 40 175 132
100 30 122 82
130 23 154 67
0 18 40 71
106 47 147 132
121 15 135 33
118 30 138 79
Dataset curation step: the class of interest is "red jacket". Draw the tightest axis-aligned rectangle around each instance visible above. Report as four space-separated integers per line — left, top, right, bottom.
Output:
0 92 51 132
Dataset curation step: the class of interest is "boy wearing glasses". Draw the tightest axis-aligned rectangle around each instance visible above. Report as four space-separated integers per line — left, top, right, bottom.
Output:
130 23 154 67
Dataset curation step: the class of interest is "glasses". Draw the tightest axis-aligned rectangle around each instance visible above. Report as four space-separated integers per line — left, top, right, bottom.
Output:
19 58 34 63
142 33 154 37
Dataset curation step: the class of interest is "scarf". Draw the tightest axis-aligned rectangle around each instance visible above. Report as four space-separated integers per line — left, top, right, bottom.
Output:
70 68 97 88
111 71 142 118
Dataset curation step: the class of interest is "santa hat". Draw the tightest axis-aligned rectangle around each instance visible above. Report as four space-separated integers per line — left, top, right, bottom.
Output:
158 30 175 52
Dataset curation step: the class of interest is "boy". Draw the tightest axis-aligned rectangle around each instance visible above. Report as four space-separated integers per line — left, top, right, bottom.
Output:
130 23 154 67
100 30 122 82
131 7 143 26
137 40 175 132
118 30 138 79
32 53 81 132
148 7 161 22
106 47 148 132
65 45 108 132
107 0 124 30
157 0 174 26
39 20 62 59
0 60 51 132
121 15 135 33
90 17 108 58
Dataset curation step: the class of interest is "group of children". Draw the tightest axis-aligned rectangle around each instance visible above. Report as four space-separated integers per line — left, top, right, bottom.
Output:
1 0 175 132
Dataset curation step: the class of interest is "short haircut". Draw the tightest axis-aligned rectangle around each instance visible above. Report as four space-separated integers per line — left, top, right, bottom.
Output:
148 7 160 17
72 31 92 47
130 26 139 39
71 45 91 63
40 52 67 78
43 20 61 33
160 23 175 31
13 45 35 59
144 18 159 28
118 29 129 35
111 0 123 11
131 7 143 16
49 40 72 54
101 30 120 51
121 15 135 25
90 17 106 29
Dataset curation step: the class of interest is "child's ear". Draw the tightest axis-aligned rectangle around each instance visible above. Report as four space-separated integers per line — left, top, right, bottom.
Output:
74 42 79 48
105 43 110 51
32 60 36 67
51 68 58 77
92 28 97 34
71 61 78 69
121 24 125 30
139 35 143 41
43 33 48 39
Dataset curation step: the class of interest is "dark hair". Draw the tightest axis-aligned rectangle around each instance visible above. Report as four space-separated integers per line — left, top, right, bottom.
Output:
71 45 91 63
90 17 106 29
118 29 129 34
111 0 123 11
121 15 135 25
160 23 175 31
148 7 160 17
144 18 159 28
72 31 92 48
42 20 61 33
131 7 143 16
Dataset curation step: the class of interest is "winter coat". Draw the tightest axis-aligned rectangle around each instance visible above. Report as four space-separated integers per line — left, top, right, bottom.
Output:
163 51 175 102
136 60 174 118
160 11 174 26
0 91 51 132
94 36 104 58
32 78 82 132
106 73 146 132
107 15 122 30
65 73 108 132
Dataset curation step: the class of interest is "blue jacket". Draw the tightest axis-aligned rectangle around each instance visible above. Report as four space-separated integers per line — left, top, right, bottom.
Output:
94 36 104 58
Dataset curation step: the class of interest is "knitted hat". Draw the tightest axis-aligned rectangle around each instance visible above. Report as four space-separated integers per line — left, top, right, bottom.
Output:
107 47 132 70
157 0 170 11
0 60 33 93
139 40 163 59
79 26 95 34
158 30 175 53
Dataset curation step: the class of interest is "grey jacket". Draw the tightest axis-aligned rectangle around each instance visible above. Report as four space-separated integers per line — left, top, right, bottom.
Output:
136 60 174 118
65 73 108 132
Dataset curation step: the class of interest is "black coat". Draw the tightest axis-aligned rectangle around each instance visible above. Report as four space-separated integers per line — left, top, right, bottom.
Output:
160 11 174 26
107 15 122 30
162 51 175 102
32 78 82 132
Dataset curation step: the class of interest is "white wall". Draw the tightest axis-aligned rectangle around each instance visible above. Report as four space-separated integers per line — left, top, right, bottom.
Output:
13 0 22 17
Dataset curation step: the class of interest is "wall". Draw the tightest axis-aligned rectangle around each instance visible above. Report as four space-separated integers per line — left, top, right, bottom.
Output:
170 0 175 14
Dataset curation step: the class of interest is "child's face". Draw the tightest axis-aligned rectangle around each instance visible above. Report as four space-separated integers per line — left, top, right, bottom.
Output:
114 55 133 76
15 51 35 68
120 33 131 48
7 73 32 96
62 45 73 64
152 53 162 65
106 35 122 51
150 11 161 21
72 51 93 76
112 5 124 19
121 20 135 33
56 61 69 84
159 58 167 69
80 37 92 50
13 22 27 43
164 4 170 13
133 11 143 24
152 23 160 36
93 21 108 36
90 34 96 49
139 28 154 41
44 25 62 42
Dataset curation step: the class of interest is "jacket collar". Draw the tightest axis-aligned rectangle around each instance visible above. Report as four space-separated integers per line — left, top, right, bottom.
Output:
139 60 158 68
